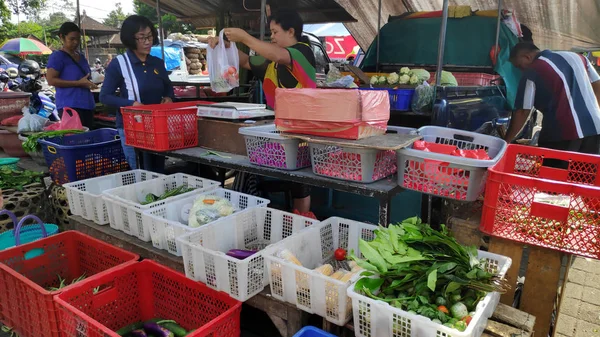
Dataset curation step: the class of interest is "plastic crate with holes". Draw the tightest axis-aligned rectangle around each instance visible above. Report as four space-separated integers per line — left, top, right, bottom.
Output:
0 231 139 337
347 250 511 337
38 128 130 185
54 260 242 337
397 126 507 201
143 188 270 256
121 101 200 152
264 217 378 326
310 126 417 183
176 207 319 301
64 170 164 225
102 173 220 241
239 124 311 170
481 144 600 258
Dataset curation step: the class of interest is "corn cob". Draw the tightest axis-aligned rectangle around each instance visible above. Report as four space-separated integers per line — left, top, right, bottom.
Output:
313 264 334 276
330 270 347 280
277 249 302 266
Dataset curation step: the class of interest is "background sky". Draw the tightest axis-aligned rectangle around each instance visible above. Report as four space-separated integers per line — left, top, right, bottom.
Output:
10 0 136 23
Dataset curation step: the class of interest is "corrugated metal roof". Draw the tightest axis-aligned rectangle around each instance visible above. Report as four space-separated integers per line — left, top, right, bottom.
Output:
141 0 356 28
338 0 600 51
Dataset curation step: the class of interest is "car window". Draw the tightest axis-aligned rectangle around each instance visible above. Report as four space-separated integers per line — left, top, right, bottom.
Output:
311 44 327 74
0 53 20 65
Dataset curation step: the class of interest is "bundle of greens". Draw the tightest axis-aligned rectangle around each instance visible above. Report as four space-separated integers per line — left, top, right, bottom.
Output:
141 186 196 205
22 129 85 153
351 217 509 331
0 167 43 191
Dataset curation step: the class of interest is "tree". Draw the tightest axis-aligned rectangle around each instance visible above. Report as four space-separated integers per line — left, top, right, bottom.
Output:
133 0 195 36
103 2 127 28
5 0 45 20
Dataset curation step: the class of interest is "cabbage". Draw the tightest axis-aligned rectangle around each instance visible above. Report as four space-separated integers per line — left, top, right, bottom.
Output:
409 69 431 82
387 72 399 85
440 71 458 86
378 76 387 84
188 195 235 228
409 75 419 85
399 74 410 84
370 75 379 85
400 67 411 75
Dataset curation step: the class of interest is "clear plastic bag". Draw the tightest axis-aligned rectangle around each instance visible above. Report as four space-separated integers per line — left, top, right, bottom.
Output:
411 81 435 113
206 30 240 93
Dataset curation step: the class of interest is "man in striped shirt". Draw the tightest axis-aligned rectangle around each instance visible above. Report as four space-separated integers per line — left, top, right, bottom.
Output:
505 42 600 160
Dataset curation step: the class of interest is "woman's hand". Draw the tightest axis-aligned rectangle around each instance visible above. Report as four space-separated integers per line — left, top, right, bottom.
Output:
223 28 250 44
78 75 92 88
207 36 231 49
161 97 173 104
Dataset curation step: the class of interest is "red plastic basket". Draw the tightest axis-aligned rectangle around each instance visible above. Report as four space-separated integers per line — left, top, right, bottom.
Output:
54 260 242 337
121 101 202 152
0 231 139 337
481 145 600 258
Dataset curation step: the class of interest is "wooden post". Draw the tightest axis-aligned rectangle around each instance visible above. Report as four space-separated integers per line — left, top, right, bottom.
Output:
488 237 524 306
520 246 563 337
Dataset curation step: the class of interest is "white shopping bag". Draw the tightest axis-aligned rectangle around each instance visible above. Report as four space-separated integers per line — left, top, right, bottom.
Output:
207 30 240 93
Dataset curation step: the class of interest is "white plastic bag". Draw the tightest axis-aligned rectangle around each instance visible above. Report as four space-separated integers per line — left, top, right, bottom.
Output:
17 109 48 133
206 30 240 93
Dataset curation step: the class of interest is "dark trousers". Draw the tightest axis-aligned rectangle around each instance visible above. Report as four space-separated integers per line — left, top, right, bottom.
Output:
58 107 94 129
539 135 600 169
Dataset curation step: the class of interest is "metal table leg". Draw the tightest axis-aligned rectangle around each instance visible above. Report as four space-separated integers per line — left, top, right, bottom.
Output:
378 196 392 226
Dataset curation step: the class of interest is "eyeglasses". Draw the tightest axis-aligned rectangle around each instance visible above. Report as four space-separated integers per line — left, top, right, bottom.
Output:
135 35 153 43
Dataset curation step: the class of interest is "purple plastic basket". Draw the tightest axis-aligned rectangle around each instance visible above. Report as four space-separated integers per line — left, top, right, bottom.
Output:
38 128 129 185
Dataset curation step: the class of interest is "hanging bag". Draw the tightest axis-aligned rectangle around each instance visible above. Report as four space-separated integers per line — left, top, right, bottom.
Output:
207 30 240 93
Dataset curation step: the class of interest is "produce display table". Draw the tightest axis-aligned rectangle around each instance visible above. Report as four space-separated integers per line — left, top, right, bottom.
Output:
66 215 536 337
138 147 403 225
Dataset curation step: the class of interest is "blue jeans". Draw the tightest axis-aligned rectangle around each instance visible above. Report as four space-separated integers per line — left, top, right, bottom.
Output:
117 128 165 173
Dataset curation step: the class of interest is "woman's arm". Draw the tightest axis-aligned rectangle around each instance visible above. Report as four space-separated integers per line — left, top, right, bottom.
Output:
239 50 250 70
100 59 136 107
243 37 291 66
46 69 90 88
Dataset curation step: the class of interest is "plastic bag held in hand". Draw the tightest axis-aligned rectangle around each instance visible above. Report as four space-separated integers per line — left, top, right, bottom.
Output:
206 30 240 93
45 107 83 131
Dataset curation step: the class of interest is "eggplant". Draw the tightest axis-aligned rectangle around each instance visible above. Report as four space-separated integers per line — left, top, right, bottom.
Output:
117 318 168 336
143 322 174 337
130 329 148 337
226 249 257 260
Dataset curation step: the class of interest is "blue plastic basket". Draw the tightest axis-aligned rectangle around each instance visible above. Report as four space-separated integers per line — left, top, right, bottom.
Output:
293 327 337 337
38 128 130 185
0 211 59 258
365 87 415 111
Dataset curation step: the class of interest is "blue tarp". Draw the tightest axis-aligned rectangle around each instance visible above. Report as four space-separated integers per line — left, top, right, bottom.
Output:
150 46 182 71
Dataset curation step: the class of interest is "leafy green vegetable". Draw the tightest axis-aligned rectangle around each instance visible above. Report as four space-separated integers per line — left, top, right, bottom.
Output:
351 217 510 332
0 167 43 191
140 186 195 205
22 129 85 153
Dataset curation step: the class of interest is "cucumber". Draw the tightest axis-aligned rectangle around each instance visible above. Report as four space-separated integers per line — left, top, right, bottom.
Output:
161 322 188 337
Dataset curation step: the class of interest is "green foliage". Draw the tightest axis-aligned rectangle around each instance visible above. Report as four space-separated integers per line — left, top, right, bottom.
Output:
103 2 128 28
133 0 196 36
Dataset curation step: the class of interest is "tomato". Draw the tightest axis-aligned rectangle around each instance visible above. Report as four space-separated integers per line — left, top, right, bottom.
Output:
228 66 237 74
463 315 472 325
334 248 347 261
437 305 449 314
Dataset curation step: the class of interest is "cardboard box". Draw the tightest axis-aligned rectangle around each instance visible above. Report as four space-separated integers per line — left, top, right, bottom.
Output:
197 118 271 155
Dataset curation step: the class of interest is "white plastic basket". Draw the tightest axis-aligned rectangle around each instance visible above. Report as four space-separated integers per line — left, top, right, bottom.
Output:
264 217 378 325
239 124 311 170
397 126 507 201
63 170 164 225
143 188 270 256
102 173 220 241
176 207 319 301
347 250 512 337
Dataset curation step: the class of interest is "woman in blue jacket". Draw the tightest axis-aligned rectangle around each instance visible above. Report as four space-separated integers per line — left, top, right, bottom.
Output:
100 15 174 172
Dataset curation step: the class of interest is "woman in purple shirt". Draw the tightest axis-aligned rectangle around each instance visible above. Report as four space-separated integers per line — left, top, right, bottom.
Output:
46 22 96 128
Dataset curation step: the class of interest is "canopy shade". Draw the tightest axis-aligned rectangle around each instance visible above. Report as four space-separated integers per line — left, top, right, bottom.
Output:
0 38 52 56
